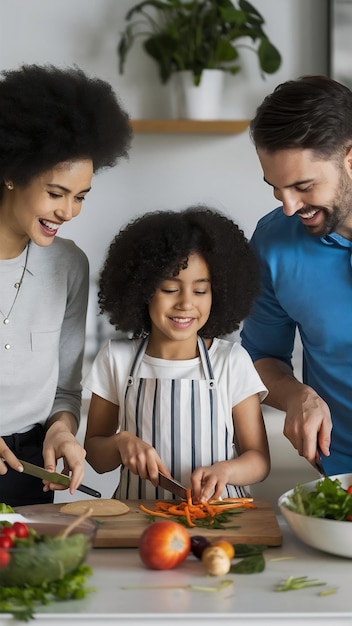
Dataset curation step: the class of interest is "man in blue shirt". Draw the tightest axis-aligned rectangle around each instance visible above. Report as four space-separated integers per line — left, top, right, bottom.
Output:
241 75 352 476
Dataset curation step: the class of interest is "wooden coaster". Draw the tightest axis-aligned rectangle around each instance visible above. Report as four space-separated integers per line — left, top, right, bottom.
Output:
60 498 130 517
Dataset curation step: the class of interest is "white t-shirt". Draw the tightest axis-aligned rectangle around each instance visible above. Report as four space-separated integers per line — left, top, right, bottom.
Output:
84 336 268 415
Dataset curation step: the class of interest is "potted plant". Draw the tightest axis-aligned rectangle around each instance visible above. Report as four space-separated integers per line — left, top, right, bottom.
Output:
118 0 282 87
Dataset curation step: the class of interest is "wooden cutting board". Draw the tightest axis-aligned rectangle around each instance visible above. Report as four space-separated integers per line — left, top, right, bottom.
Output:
16 498 282 548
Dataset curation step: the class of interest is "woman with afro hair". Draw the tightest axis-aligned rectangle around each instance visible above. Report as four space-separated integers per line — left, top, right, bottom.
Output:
84 206 270 501
0 64 132 506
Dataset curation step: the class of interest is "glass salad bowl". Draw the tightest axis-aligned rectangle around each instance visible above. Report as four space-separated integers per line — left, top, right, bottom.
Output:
0 511 97 586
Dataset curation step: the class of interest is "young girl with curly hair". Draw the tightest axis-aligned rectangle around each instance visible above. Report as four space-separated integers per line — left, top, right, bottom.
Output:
84 206 270 502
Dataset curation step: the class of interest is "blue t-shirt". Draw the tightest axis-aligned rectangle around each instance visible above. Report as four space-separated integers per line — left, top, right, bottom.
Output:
241 207 352 475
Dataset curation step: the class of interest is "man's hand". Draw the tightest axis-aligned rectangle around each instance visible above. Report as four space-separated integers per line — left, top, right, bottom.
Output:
283 386 332 465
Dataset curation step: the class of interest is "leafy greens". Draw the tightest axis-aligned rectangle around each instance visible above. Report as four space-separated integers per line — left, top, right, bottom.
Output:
284 477 352 521
0 564 94 622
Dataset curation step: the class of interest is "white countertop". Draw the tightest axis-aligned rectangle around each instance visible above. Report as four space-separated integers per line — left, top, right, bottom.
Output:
1 519 352 625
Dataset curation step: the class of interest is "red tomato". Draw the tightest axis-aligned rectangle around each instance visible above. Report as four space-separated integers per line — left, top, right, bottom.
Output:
0 535 13 549
138 521 191 570
1 526 16 540
0 549 10 568
12 522 29 538
347 485 352 494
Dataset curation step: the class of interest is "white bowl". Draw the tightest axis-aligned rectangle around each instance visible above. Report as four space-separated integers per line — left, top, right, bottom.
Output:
278 473 352 558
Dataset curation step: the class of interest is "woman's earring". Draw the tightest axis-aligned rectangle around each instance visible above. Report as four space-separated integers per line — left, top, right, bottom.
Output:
5 181 14 190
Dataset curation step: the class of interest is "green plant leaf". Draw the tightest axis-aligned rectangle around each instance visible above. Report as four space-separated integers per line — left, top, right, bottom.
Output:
258 38 282 74
230 553 266 574
239 0 264 24
233 543 268 557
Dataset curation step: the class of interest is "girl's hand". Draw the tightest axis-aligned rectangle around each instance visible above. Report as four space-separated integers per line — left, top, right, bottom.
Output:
115 432 169 486
191 462 231 503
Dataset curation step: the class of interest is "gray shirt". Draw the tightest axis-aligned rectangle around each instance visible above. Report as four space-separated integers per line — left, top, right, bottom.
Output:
0 237 89 436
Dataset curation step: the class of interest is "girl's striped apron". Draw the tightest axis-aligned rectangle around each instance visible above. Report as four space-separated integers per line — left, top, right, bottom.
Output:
114 336 249 500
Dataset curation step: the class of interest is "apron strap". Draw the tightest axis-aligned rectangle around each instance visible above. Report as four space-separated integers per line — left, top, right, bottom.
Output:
126 336 148 386
197 336 216 389
127 335 216 388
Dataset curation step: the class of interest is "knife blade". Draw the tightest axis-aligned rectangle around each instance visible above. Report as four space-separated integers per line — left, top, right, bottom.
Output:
158 472 189 500
19 460 102 498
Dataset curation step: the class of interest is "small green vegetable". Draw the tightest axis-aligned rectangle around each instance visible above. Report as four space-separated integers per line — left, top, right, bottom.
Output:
0 503 15 514
274 576 326 592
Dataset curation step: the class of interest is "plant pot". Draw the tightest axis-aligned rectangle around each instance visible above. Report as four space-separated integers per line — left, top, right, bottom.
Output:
169 69 224 120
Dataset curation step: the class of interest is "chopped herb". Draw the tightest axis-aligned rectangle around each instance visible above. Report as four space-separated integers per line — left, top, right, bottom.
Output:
148 509 242 530
318 588 338 596
122 580 233 593
274 576 326 592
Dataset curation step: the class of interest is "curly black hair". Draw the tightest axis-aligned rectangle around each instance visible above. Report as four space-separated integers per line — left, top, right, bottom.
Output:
99 206 260 337
0 64 132 189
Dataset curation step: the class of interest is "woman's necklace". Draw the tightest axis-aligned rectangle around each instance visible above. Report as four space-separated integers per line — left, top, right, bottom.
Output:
0 243 30 325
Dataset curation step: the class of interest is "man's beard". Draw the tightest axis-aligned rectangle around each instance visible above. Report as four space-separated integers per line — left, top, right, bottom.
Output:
304 172 352 237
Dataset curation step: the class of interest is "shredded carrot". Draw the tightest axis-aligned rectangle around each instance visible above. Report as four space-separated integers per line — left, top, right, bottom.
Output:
139 491 256 527
201 500 216 517
139 504 171 518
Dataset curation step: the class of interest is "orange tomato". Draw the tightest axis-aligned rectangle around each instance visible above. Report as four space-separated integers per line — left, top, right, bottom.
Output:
211 539 235 559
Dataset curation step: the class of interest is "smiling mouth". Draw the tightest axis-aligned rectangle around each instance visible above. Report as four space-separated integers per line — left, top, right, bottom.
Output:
39 218 60 234
298 208 321 220
170 317 194 324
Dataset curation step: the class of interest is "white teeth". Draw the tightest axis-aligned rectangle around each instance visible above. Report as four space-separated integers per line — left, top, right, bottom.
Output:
40 219 58 231
172 317 192 323
299 209 318 219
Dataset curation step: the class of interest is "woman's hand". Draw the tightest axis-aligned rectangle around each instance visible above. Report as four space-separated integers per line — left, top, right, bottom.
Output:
42 414 86 494
0 439 23 475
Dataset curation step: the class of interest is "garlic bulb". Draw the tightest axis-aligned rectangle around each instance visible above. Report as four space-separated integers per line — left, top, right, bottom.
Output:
201 546 231 576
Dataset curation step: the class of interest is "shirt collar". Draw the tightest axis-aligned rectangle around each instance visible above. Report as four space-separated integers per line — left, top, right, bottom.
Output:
320 232 352 248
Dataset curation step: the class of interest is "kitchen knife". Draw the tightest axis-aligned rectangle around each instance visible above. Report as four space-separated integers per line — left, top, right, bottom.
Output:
315 444 327 477
158 472 189 500
19 460 102 498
